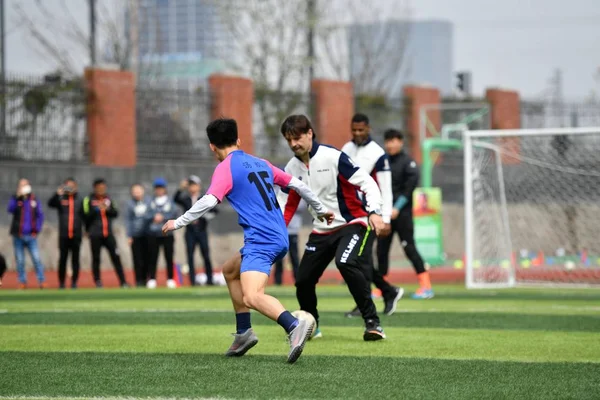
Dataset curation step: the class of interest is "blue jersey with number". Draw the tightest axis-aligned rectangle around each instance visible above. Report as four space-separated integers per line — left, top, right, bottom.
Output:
206 150 290 248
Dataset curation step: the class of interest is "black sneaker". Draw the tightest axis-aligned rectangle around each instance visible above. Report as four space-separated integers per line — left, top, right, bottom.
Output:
71 282 78 290
344 306 362 318
95 280 103 288
363 319 386 341
59 283 66 290
121 282 130 289
383 287 404 316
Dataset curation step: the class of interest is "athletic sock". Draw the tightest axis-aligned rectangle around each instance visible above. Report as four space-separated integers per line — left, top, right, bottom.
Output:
277 311 299 334
236 312 251 334
417 271 432 290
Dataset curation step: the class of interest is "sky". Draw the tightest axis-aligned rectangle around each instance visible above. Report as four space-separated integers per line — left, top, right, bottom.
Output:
4 0 600 100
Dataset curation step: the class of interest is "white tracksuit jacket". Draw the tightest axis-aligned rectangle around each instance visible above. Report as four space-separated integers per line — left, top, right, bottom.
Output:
277 142 383 234
341 137 393 224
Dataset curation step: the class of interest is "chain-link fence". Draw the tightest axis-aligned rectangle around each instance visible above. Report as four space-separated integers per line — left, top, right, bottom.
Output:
136 87 212 161
0 74 87 162
521 100 600 129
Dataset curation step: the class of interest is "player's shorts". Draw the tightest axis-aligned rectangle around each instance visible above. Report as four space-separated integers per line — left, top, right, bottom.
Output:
240 244 288 276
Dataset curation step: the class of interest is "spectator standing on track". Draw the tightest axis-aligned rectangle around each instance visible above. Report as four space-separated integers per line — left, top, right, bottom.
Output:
48 177 84 289
273 199 305 285
174 175 217 286
126 184 151 287
7 179 46 289
381 129 433 299
0 252 6 287
83 178 129 288
146 178 178 289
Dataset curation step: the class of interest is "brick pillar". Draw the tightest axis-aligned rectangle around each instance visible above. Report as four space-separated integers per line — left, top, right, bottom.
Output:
311 79 354 150
486 88 521 164
209 75 254 154
85 68 136 167
403 85 440 164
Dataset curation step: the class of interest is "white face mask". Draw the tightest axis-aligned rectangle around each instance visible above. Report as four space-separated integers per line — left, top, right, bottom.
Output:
154 195 168 206
21 185 32 195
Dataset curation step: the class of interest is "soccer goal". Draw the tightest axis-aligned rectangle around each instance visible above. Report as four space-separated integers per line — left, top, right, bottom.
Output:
464 127 600 288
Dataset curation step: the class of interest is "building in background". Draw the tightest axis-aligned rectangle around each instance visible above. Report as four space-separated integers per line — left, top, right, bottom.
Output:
128 0 233 89
348 20 453 98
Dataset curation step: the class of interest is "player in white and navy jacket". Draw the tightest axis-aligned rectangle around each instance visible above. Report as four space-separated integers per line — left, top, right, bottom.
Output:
277 114 387 341
341 113 404 317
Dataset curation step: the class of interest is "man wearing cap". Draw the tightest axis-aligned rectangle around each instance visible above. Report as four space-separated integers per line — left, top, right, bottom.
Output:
174 175 217 286
146 178 178 289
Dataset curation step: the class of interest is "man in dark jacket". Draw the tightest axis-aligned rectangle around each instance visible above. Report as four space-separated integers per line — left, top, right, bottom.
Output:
380 129 433 299
0 252 6 287
48 177 84 289
174 175 217 286
83 178 129 288
7 178 46 289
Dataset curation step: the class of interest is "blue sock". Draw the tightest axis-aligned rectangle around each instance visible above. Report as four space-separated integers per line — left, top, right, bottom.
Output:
277 311 299 334
236 312 251 334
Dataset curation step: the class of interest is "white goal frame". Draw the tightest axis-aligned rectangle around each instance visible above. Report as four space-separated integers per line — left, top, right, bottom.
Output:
463 127 600 289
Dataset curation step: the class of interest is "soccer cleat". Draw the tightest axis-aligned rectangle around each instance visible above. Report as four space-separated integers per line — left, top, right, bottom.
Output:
344 306 361 318
225 328 259 357
146 279 157 289
411 288 434 299
363 319 386 341
383 287 404 316
287 318 312 364
166 279 177 289
309 326 322 340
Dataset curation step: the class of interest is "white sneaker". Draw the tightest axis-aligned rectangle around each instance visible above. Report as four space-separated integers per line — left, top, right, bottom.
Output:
166 279 177 289
146 279 157 289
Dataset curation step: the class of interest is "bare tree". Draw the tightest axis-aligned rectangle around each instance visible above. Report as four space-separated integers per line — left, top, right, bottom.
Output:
217 0 311 157
315 0 412 98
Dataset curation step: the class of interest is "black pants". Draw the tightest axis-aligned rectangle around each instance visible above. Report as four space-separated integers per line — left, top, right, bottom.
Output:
274 234 299 285
185 228 213 285
0 253 6 280
148 235 174 280
90 235 127 285
377 211 426 276
58 237 81 287
296 224 380 325
130 236 150 286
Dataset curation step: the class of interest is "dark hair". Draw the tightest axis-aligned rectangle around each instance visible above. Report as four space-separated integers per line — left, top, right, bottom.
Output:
206 118 238 149
384 129 404 141
93 178 106 187
351 113 369 125
64 177 76 184
280 115 316 138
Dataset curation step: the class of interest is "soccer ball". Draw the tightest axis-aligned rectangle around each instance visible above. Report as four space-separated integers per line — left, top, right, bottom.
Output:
291 310 316 337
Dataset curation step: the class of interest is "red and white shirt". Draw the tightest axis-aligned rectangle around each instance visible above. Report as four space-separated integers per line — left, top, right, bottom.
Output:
277 142 383 233
342 137 393 224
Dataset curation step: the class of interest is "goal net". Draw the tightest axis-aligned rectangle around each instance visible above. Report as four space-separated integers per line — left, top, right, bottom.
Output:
464 127 600 288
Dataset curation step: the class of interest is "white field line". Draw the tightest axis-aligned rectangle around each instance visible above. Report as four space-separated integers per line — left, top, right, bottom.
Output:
0 397 231 400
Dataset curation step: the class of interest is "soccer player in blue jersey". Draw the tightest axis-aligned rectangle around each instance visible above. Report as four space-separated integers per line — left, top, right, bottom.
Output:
162 118 334 364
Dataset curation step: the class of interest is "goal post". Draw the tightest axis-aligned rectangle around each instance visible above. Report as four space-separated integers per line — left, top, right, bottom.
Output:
464 127 600 288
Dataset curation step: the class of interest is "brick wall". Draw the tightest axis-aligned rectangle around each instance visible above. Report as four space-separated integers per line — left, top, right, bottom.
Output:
311 79 354 149
85 68 136 167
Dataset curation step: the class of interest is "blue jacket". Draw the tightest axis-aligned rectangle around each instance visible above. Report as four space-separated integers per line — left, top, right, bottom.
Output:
145 196 177 237
126 198 151 238
8 194 44 237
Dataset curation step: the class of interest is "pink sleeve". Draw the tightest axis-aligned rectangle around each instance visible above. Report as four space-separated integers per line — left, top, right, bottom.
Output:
206 158 233 201
265 160 292 187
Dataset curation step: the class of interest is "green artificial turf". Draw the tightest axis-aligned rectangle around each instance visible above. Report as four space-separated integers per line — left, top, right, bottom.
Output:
0 285 599 399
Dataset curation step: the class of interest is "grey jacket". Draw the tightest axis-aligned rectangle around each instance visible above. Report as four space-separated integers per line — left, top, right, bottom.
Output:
126 198 151 238
146 196 178 237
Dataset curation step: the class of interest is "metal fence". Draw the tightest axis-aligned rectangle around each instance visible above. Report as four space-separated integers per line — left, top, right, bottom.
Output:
521 100 600 129
0 75 87 162
136 87 212 161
